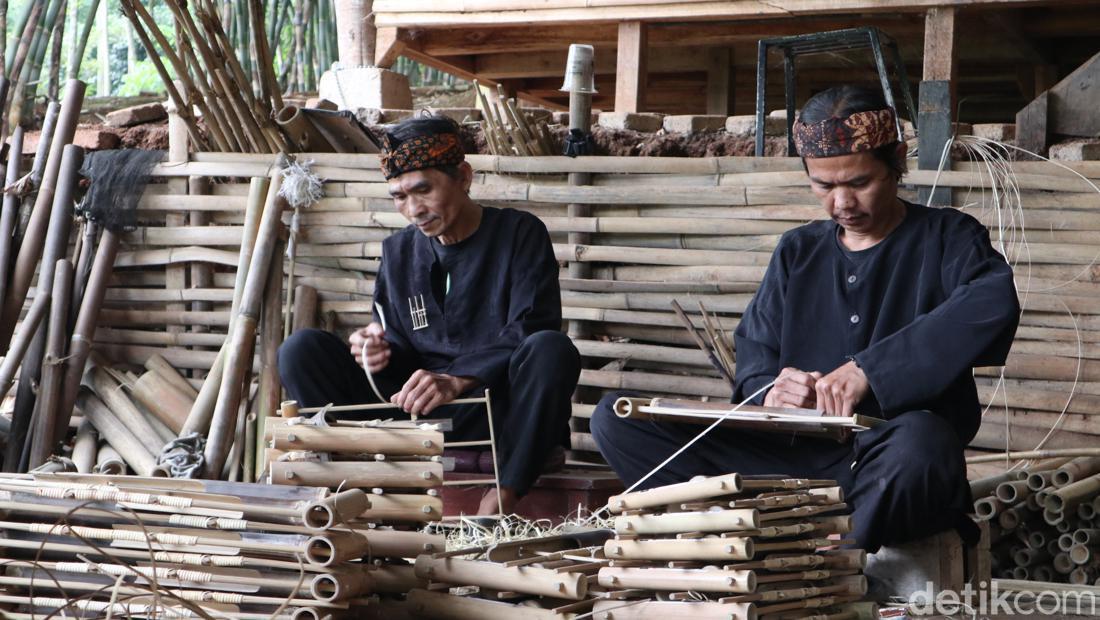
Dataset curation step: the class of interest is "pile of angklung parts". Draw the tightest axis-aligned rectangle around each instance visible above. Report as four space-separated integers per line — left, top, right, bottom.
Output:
973 456 1100 584
263 413 447 607
0 473 441 618
396 473 874 620
594 473 872 620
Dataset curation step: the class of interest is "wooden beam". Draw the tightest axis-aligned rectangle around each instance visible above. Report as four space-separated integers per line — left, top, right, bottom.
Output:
615 21 647 113
705 48 731 116
923 6 957 111
374 0 1093 28
375 27 409 68
474 47 705 79
923 7 956 82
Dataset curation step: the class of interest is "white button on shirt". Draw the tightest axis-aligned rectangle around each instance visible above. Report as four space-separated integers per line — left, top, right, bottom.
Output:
850 314 860 324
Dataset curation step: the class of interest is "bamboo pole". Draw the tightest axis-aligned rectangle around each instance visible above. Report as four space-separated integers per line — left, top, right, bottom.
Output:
254 235 285 480
70 418 96 473
270 460 444 488
56 228 121 439
413 556 588 600
181 177 267 437
78 392 157 477
0 288 48 402
204 170 286 477
94 444 125 474
0 80 82 350
0 125 23 306
26 258 72 469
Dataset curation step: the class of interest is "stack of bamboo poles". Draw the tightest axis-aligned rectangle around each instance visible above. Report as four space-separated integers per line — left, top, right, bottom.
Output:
475 80 557 156
263 410 446 525
975 456 1100 585
391 473 873 619
49 152 1100 475
594 473 870 619
119 0 287 154
0 472 439 617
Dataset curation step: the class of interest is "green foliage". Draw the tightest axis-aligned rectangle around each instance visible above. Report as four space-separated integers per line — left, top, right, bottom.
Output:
115 57 163 95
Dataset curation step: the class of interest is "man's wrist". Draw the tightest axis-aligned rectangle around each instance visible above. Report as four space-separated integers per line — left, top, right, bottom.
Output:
447 374 479 394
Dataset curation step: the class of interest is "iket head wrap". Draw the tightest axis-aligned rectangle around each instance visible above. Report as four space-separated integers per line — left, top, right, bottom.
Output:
380 132 465 180
793 108 898 159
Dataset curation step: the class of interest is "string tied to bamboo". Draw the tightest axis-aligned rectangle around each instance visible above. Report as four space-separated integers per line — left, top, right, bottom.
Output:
279 158 324 339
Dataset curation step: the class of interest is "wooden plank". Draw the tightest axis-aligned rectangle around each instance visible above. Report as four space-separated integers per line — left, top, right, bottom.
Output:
614 21 647 114
1016 90 1050 156
373 0 1064 28
705 48 731 116
375 27 410 69
917 80 953 207
923 7 957 83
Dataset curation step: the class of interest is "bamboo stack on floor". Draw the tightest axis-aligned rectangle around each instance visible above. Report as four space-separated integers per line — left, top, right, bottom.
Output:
0 472 437 618
391 473 872 619
474 80 556 157
976 456 1100 585
594 473 870 619
263 411 446 599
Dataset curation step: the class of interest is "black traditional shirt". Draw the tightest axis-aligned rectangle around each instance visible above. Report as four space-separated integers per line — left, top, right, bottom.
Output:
733 201 1020 443
372 206 562 388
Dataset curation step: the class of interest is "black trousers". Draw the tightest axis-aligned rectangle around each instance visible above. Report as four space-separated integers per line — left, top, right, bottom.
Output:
278 329 581 495
590 392 975 553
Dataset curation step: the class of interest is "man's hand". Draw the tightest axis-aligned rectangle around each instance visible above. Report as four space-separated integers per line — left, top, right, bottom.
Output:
391 370 479 417
349 323 390 373
814 360 870 417
764 367 822 409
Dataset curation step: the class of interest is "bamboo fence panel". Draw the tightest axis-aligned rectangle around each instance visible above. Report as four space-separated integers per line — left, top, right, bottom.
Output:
26 153 1094 466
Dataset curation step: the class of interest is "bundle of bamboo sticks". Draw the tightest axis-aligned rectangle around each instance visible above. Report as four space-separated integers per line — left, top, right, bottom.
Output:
0 472 438 617
119 0 287 153
475 80 557 157
975 456 1100 585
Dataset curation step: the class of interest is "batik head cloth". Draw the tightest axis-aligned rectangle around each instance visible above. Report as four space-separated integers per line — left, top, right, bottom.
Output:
380 132 465 180
793 108 898 158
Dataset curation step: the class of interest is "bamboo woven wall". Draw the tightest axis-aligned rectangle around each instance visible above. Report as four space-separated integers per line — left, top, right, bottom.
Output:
98 153 1100 460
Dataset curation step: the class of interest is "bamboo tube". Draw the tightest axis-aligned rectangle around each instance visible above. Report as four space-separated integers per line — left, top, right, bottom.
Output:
305 529 369 567
0 80 83 350
614 509 759 535
204 172 285 477
588 599 757 620
94 444 125 474
0 126 24 306
997 481 1032 504
302 489 371 531
79 393 157 477
254 237 285 480
608 473 743 513
598 566 755 593
0 289 49 401
269 425 444 456
88 366 171 448
370 563 425 594
292 284 318 332
130 371 194 434
604 537 753 561
56 228 121 441
365 528 445 558
181 176 267 438
70 419 96 473
406 588 577 620
1048 473 1100 513
1053 457 1100 487
413 556 588 600
359 493 443 523
270 461 443 489
27 259 73 469
145 353 199 398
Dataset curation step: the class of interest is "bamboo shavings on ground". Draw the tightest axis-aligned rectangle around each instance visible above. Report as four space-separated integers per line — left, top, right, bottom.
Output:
0 473 394 617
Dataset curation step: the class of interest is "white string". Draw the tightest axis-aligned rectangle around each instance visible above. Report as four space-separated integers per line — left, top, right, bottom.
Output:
360 342 389 405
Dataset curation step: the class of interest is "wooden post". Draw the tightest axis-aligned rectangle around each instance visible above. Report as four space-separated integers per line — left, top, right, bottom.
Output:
188 176 212 338
919 8 956 208
923 7 957 108
614 21 646 113
334 0 375 66
705 48 730 116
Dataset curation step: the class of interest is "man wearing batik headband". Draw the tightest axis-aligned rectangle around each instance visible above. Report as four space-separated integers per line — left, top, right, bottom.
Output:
280 115 580 515
592 86 1020 558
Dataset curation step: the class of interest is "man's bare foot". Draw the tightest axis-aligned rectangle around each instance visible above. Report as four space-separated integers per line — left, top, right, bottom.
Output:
477 487 518 515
